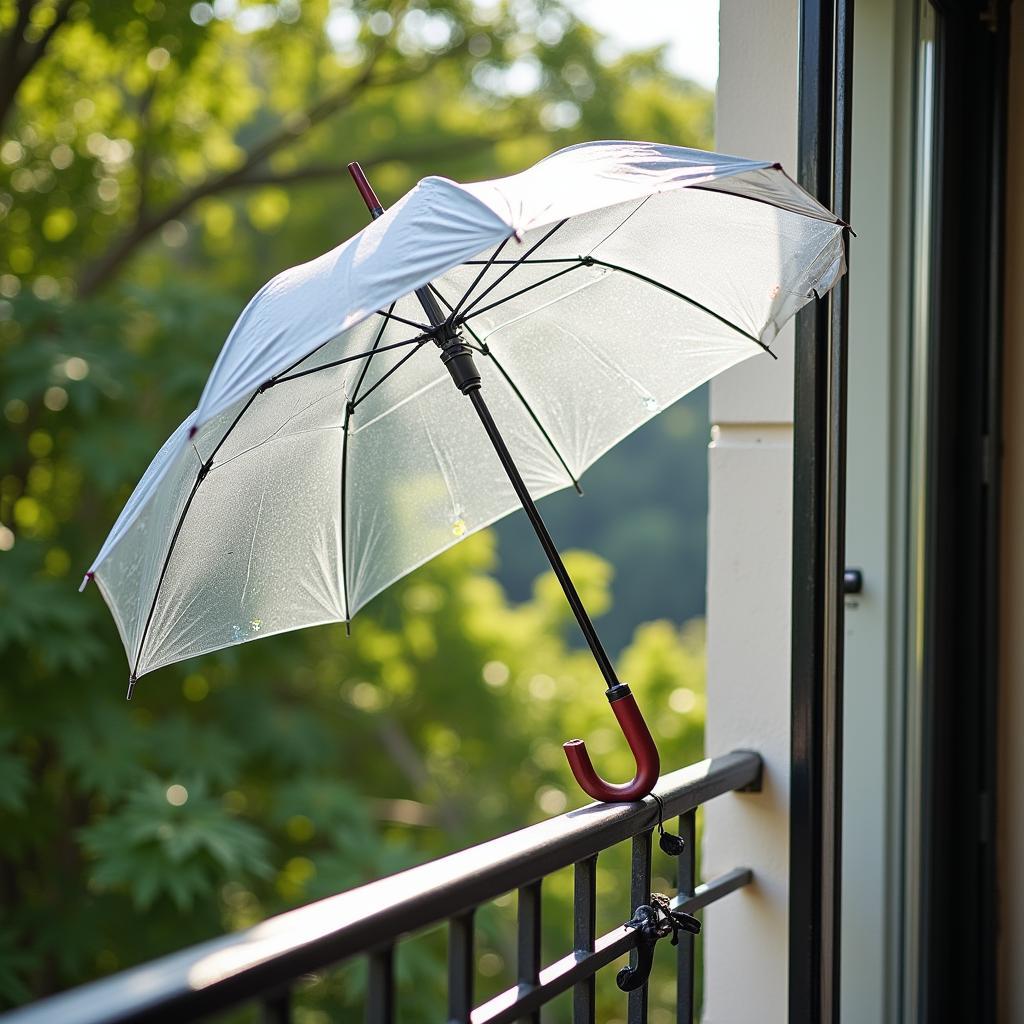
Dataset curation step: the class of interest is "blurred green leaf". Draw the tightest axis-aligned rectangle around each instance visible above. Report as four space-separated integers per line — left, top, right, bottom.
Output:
0 731 30 813
80 777 271 910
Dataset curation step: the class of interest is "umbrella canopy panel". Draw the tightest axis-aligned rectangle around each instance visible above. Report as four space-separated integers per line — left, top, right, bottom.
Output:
85 142 846 679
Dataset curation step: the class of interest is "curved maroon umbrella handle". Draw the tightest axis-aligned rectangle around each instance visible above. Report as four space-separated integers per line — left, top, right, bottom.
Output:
563 685 661 803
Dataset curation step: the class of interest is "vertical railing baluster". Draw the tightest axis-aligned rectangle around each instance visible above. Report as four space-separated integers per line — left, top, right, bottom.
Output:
676 810 697 1023
448 909 475 1023
261 986 291 1023
628 830 653 1024
367 945 395 1024
517 880 542 1024
573 855 598 1024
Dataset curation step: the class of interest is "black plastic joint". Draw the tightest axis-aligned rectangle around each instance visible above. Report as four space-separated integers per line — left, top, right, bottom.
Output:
441 343 482 394
605 683 632 702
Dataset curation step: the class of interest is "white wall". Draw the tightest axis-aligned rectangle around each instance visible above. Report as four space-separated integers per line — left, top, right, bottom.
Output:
998 3 1024 1018
703 2 798 1020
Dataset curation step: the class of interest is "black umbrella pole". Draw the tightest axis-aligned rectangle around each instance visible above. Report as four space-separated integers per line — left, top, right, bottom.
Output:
467 384 661 803
465 388 620 690
347 159 659 800
346 159 619 685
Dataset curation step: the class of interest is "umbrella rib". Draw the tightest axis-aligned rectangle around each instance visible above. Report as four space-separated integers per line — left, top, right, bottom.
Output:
339 403 353 630
426 283 455 311
457 219 568 321
265 300 397 384
430 283 583 495
130 305 423 680
478 343 583 495
588 258 776 357
456 261 587 324
269 335 427 387
460 257 581 266
448 234 512 321
337 300 400 627
586 195 651 257
460 255 774 356
127 470 203 689
352 302 395 403
352 338 430 409
376 308 430 332
128 385 270 687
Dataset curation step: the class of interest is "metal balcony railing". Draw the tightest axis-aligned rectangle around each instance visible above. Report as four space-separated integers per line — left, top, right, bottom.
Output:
1 751 761 1024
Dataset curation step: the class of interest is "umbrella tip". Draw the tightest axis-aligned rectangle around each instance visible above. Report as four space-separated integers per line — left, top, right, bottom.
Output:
348 161 384 218
125 675 137 700
344 620 352 638
79 571 93 592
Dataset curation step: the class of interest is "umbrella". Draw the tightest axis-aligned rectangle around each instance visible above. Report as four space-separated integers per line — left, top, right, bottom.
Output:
82 141 847 802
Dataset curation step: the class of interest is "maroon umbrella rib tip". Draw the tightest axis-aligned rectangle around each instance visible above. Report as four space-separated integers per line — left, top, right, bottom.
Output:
78 571 93 592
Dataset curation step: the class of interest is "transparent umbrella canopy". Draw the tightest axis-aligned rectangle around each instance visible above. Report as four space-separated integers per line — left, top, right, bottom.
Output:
83 140 847 802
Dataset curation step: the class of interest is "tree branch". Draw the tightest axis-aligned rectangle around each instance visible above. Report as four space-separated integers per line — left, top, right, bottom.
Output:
375 717 465 835
134 78 159 222
75 42 477 297
0 0 75 136
0 2 36 82
234 132 528 188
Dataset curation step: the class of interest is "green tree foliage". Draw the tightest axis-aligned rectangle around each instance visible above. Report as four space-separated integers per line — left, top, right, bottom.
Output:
0 1 713 1019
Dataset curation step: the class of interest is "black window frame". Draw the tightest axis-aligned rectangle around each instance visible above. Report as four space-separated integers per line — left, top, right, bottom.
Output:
788 2 1011 1022
789 2 854 1022
915 3 1009 1021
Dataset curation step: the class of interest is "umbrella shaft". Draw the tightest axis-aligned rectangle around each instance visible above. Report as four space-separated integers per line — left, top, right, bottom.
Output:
415 285 447 325
466 387 620 691
393 204 618 691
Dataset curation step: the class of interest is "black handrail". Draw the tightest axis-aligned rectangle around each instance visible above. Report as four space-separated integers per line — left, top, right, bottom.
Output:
1 751 761 1024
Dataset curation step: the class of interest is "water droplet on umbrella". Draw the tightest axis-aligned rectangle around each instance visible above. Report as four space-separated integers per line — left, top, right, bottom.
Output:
232 618 263 640
452 518 466 537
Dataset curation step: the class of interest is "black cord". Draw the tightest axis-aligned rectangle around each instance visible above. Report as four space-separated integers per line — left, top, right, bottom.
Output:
651 794 687 856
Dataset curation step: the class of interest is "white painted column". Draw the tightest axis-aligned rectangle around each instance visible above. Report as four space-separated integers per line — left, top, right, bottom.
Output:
702 2 798 1021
